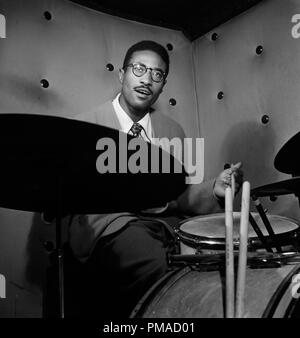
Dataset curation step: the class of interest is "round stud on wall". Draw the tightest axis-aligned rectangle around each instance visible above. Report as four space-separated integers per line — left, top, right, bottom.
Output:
44 11 52 21
40 79 49 88
169 98 176 106
211 33 219 41
261 114 269 124
256 45 263 55
106 63 114 71
166 43 173 51
217 91 224 100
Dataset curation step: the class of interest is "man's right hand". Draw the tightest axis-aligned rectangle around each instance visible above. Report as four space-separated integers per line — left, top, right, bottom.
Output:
213 162 243 200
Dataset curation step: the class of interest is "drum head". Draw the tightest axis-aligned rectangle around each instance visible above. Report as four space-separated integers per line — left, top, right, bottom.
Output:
180 212 299 240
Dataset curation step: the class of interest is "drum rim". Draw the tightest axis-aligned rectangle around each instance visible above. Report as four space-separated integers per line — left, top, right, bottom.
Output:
177 227 300 250
179 212 300 227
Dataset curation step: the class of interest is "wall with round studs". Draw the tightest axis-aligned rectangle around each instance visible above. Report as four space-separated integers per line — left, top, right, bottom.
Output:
192 0 300 220
0 0 199 139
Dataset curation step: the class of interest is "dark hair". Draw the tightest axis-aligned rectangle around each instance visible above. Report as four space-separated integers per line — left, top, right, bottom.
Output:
122 40 170 77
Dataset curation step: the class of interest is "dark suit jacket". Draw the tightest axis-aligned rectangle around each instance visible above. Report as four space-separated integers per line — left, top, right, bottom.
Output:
75 100 186 141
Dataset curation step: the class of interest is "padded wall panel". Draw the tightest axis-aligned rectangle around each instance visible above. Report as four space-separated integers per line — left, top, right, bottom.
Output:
0 0 198 317
0 0 198 136
193 0 300 220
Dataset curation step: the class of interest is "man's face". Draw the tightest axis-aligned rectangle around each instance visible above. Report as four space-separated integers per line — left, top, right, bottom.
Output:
119 50 167 115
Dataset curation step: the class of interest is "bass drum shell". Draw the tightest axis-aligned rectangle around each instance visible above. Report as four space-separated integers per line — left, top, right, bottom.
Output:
131 264 300 318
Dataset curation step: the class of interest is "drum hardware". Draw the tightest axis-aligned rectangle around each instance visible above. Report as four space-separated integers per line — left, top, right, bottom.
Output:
250 176 300 253
291 232 300 252
189 239 203 255
169 252 234 270
169 251 300 268
0 114 187 318
248 212 273 252
248 251 300 269
173 228 182 244
251 194 282 253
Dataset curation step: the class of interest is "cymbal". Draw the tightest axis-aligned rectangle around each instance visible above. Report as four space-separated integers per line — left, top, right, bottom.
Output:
251 177 300 198
0 114 187 215
274 132 300 175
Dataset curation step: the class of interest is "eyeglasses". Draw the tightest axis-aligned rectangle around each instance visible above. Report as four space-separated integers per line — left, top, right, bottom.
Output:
125 63 166 83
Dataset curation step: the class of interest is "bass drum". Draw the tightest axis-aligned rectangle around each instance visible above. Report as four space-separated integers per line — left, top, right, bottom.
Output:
131 263 300 318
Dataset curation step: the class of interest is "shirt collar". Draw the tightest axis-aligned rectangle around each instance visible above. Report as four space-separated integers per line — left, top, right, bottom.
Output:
112 93 152 135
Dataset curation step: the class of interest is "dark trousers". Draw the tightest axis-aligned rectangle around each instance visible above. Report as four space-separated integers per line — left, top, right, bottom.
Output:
82 218 178 318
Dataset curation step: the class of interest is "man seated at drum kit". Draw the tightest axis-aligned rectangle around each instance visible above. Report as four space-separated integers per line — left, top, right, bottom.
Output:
68 40 244 318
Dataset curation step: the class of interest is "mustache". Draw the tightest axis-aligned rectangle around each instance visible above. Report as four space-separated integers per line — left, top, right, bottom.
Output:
134 85 153 95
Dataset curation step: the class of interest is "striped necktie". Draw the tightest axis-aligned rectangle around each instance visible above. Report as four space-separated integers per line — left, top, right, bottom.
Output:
129 122 143 138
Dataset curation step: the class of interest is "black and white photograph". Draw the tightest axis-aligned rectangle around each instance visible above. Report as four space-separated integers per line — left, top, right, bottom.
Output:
0 0 300 330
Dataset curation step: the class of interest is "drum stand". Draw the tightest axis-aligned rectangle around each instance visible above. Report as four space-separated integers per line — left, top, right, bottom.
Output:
44 176 65 319
55 214 65 318
54 174 66 319
248 213 273 252
250 194 282 253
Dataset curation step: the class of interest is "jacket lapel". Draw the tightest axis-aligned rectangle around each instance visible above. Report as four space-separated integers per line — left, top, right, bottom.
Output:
100 101 122 130
150 109 163 138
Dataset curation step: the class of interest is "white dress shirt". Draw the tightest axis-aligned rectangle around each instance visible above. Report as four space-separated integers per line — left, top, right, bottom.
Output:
113 93 154 143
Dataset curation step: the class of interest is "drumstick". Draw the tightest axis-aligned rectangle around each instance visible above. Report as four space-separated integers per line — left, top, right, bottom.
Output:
236 181 250 318
225 186 235 318
231 168 235 201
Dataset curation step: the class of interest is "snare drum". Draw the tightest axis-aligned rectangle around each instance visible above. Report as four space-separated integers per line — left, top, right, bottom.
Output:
177 212 300 254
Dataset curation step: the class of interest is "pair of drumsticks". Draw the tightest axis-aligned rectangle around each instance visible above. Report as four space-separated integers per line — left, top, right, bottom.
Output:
225 172 250 318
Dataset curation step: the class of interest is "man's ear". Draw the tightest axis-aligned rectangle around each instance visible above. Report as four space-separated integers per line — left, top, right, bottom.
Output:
119 68 125 84
160 79 167 93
